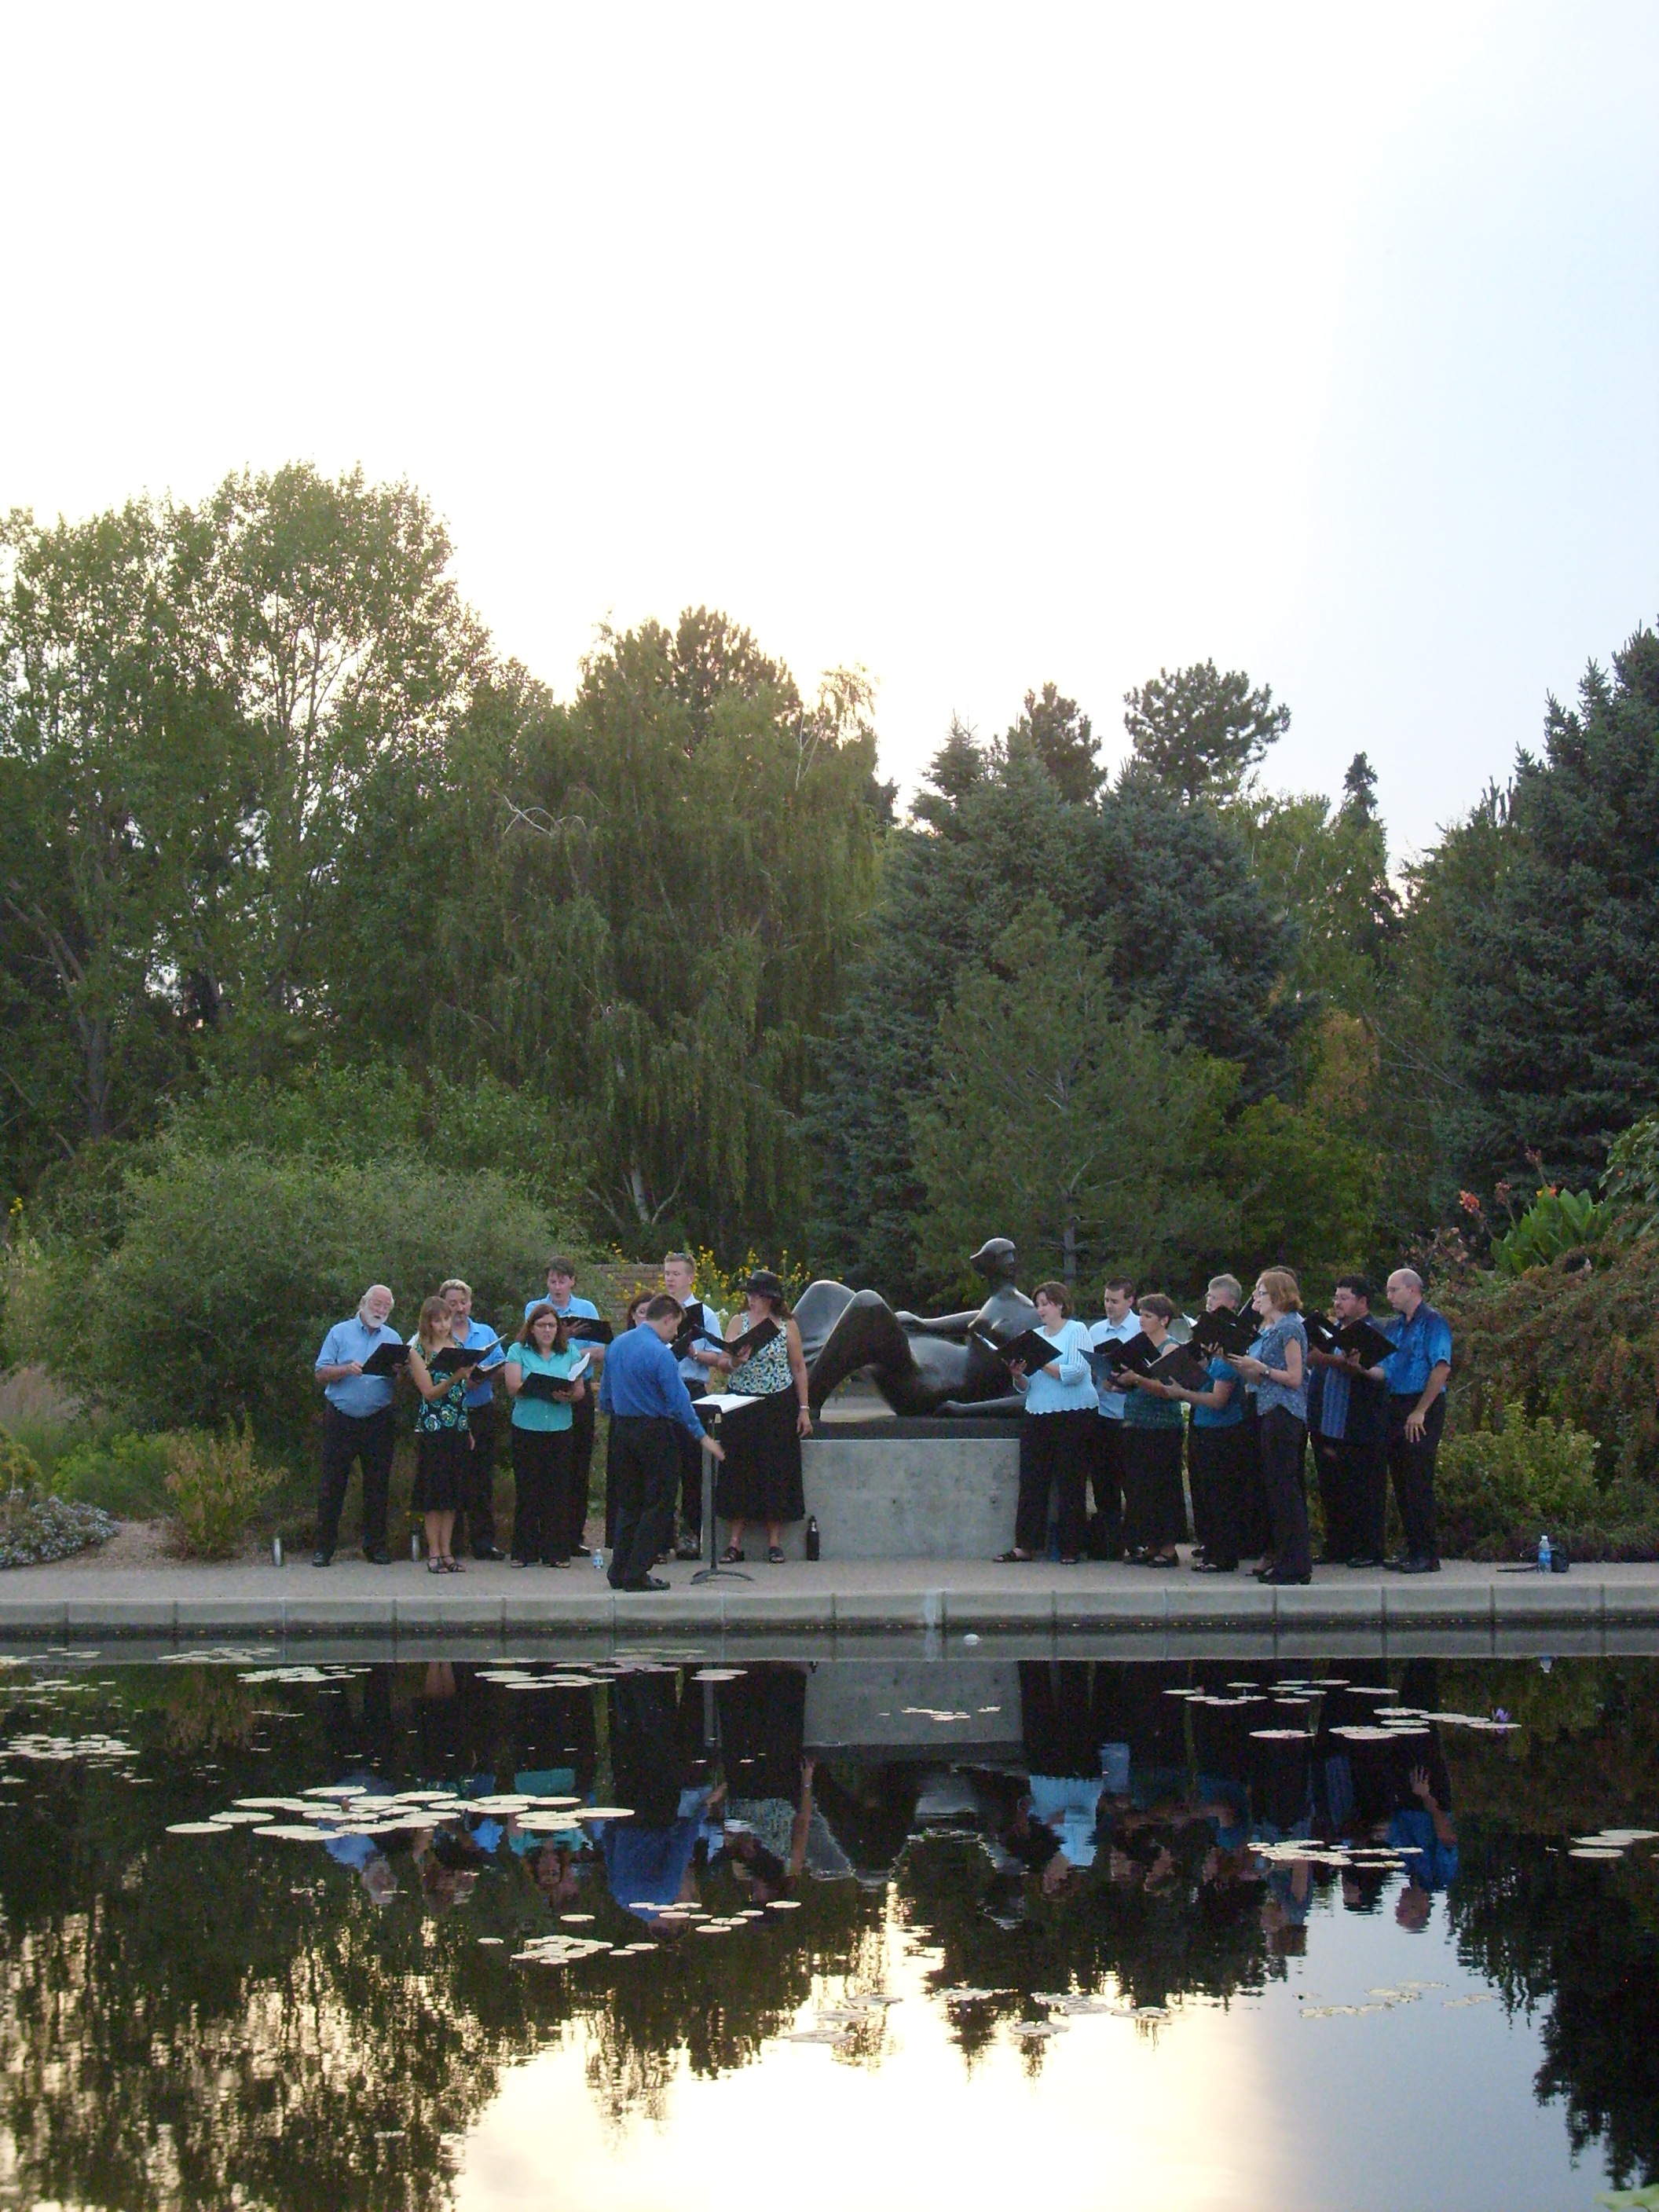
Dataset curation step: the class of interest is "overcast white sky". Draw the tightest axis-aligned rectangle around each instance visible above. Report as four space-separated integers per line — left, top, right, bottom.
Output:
2 2 1654 852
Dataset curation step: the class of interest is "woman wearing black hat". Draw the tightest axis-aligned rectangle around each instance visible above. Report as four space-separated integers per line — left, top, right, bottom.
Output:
717 1271 812 1564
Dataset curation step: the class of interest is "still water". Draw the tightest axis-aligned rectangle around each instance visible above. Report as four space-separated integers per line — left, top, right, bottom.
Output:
0 1646 1655 2212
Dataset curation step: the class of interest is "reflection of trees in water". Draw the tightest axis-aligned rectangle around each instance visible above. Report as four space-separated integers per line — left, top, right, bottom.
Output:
1435 1660 1659 2193
0 1670 877 2210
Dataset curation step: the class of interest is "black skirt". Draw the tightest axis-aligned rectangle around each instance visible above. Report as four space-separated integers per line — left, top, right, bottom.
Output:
1122 1424 1188 1550
412 1428 469 1513
714 1389 805 1524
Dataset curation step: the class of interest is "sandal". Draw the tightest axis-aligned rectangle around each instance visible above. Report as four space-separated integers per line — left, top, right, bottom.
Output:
441 1557 464 1573
767 1545 786 1565
994 1548 1033 1563
720 1545 745 1564
426 1558 444 1575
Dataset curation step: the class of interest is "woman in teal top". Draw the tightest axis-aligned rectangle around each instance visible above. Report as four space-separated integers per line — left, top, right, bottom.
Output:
503 1305 588 1568
998 1283 1098 1565
1114 1295 1190 1566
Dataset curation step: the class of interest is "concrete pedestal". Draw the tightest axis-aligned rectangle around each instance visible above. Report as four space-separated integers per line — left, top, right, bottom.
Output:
716 1434 1018 1561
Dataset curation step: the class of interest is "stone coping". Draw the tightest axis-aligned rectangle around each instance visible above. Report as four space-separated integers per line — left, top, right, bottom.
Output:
2 1557 1657 1650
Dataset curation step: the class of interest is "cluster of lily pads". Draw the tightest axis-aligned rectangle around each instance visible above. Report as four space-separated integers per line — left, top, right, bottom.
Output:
164 1783 627 1842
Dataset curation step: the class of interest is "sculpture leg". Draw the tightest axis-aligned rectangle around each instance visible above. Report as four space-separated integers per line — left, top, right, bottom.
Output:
807 1291 923 1411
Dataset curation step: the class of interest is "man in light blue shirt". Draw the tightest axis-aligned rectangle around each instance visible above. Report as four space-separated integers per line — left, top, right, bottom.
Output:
313 1285 405 1567
603 1297 723 1591
1381 1269 1454 1577
526 1258 604 1561
1086 1276 1139 1558
440 1279 507 1561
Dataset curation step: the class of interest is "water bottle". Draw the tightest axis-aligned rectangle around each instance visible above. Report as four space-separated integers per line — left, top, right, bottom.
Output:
272 1535 284 1569
805 1515 821 1562
1537 1533 1552 1573
591 1547 606 1573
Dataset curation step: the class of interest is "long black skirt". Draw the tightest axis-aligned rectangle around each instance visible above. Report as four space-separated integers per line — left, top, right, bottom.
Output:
412 1428 469 1514
714 1389 805 1524
1122 1424 1188 1551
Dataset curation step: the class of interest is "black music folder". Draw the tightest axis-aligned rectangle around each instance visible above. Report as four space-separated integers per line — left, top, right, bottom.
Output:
1305 1313 1394 1368
1191 1307 1258 1358
516 1353 591 1402
359 1341 411 1378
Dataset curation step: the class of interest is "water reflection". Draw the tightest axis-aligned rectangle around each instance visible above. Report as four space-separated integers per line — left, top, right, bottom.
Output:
0 1650 1655 2208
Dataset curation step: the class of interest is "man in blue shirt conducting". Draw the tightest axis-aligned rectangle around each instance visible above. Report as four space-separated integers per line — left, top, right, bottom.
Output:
313 1284 405 1567
600 1295 724 1592
1380 1268 1454 1576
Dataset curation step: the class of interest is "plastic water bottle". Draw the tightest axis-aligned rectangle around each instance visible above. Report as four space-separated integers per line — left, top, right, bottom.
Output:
591 1547 606 1573
1538 1533 1552 1573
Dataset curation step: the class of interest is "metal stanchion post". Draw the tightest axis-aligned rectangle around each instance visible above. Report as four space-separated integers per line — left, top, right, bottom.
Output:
690 1402 752 1584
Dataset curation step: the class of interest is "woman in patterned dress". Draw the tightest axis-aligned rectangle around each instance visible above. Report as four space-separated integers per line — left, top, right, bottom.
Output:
716 1270 812 1565
408 1295 472 1573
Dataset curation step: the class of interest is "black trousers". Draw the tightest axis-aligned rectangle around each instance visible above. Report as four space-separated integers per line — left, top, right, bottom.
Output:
317 1404 395 1556
1258 1407 1311 1579
1088 1419 1126 1555
1387 1393 1445 1562
511 1426 577 1565
1123 1425 1188 1552
457 1411 498 1555
1015 1410 1094 1556
1313 1430 1389 1561
1188 1422 1246 1566
677 1382 707 1536
607 1415 681 1589
566 1394 597 1556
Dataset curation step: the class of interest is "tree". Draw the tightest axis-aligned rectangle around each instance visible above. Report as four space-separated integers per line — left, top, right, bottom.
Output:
910 903 1238 1291
1238 753 1399 1020
1441 626 1659 1188
0 500 247 1179
1121 659 1290 803
1007 682 1103 804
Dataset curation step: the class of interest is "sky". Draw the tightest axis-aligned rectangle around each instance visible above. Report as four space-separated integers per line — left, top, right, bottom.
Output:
0 2 1654 855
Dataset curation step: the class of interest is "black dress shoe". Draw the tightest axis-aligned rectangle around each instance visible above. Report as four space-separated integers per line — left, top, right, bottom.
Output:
472 1546 505 1562
1395 1555 1441 1575
1252 1562 1278 1581
311 1551 332 1569
364 1548 390 1566
1264 1570 1313 1586
617 1575 671 1592
1192 1558 1238 1574
1346 1555 1385 1569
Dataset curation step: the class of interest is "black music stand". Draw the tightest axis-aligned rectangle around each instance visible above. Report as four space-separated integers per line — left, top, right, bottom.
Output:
690 1398 753 1584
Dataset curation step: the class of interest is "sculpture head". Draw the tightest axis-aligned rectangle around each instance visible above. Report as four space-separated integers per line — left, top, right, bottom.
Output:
969 1237 1018 1283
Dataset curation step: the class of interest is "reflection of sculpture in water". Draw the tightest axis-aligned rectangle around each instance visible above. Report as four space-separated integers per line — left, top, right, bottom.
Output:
797 1236 1035 1417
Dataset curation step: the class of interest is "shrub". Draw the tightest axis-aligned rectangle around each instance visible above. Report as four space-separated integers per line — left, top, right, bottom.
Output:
0 1431 44 1493
0 1490 116 1569
0 1364 83 1483
1603 1114 1659 1240
1437 1403 1602 1555
7 1143 582 1448
164 1422 280 1560
53 1432 173 1519
1491 1186 1609 1276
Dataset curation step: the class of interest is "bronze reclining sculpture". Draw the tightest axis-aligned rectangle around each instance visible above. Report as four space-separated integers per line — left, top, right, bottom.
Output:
797 1237 1036 1418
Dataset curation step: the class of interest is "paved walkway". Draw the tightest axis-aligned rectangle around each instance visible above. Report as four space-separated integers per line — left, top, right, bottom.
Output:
3 1544 1658 1647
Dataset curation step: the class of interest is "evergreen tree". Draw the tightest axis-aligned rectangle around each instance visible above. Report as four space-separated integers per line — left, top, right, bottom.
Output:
1122 659 1289 802
1442 626 1659 1187
1008 681 1103 804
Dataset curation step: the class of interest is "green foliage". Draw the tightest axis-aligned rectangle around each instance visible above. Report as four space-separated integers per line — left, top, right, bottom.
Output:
911 904 1238 1290
1121 660 1289 803
1218 1093 1381 1291
163 1420 280 1560
1440 625 1659 1188
8 1143 571 1446
1435 1403 1602 1553
1491 1187 1610 1276
1440 1235 1659 1485
0 1430 42 1492
52 1431 173 1518
1602 1114 1659 1239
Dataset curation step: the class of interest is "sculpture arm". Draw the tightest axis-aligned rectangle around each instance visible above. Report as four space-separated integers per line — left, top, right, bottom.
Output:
894 1309 977 1337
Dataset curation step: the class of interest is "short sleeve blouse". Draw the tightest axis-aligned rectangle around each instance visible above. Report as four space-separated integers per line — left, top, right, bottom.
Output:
1248 1314 1308 1421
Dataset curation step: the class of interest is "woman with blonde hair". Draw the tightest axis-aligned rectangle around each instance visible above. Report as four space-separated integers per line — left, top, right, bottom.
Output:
1232 1268 1310 1585
407 1295 474 1573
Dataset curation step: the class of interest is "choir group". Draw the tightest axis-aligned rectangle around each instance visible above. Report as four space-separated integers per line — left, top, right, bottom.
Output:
311 1255 1453 1590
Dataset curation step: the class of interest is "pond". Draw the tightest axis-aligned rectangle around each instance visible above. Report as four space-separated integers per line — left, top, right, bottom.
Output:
0 1646 1655 2212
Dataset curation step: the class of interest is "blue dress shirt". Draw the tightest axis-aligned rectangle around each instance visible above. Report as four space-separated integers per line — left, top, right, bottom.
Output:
1382 1305 1454 1397
599 1324 707 1437
315 1317 406 1417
